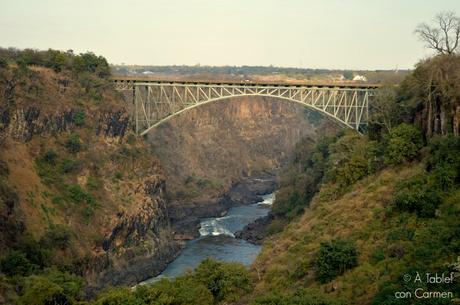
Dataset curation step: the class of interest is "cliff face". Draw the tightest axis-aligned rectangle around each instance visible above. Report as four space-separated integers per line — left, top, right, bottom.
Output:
84 169 181 289
0 66 179 289
146 96 339 232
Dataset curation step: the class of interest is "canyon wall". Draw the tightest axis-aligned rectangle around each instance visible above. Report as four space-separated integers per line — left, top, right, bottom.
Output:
146 96 340 233
0 65 340 291
0 67 180 290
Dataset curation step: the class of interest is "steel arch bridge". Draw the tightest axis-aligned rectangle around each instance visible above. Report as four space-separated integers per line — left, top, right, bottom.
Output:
113 77 377 135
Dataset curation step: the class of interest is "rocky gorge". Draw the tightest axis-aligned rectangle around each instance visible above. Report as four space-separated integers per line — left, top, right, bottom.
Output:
0 65 338 294
147 96 338 242
168 172 277 240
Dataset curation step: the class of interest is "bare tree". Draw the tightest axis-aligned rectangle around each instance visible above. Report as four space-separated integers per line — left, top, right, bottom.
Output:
415 11 460 54
369 86 399 133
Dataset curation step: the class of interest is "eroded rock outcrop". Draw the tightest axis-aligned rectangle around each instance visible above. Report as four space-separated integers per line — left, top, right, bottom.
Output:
0 67 180 291
0 106 130 143
85 173 181 290
235 214 274 245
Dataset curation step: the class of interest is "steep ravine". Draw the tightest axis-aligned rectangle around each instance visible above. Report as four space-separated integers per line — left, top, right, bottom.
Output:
147 96 339 239
0 67 340 293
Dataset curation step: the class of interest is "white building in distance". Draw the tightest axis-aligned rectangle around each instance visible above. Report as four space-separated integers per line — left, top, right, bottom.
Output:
353 75 368 82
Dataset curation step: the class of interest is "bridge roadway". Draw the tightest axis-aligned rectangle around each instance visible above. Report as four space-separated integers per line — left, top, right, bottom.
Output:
111 76 380 89
112 76 379 135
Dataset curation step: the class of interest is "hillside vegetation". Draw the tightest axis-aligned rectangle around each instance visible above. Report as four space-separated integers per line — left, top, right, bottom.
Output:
250 134 459 304
0 48 179 304
77 55 460 305
1 48 459 305
73 129 459 305
247 54 460 305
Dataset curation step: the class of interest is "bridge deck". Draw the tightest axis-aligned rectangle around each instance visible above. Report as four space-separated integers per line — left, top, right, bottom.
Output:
111 76 380 89
113 75 375 134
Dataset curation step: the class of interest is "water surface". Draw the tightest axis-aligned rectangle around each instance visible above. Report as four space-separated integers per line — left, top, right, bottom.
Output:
141 193 274 284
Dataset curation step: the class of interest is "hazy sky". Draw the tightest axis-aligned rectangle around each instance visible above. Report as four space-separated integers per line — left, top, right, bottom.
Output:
1 0 459 69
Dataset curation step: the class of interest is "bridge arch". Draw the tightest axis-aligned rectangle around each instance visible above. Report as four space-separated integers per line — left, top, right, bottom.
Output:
113 79 375 135
141 94 356 135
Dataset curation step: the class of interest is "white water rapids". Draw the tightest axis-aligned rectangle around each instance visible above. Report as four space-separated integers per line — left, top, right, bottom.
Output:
140 192 275 284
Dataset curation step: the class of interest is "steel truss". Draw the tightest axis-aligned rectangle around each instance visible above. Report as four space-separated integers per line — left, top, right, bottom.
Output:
114 81 372 135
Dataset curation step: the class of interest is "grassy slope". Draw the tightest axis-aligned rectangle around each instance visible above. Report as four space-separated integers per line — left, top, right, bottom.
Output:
0 66 163 259
250 163 459 304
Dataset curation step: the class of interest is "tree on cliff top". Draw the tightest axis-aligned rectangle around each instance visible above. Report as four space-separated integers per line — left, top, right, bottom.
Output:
397 12 460 138
0 47 111 78
415 11 460 55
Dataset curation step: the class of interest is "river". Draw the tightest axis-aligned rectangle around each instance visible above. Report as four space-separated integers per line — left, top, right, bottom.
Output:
141 193 274 284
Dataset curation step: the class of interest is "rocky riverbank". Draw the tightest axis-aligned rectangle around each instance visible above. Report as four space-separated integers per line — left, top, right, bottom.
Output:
168 172 277 240
234 213 274 245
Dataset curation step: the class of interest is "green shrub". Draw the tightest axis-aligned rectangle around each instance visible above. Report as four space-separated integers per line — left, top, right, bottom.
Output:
136 277 213 305
384 123 423 165
15 234 51 268
65 184 97 222
371 284 409 305
0 251 34 276
94 277 214 305
19 276 71 305
72 111 85 127
343 70 354 80
325 132 380 190
35 152 62 185
40 225 72 250
66 184 86 203
42 268 84 300
387 227 415 242
65 184 95 206
272 135 337 219
0 274 18 305
272 187 305 219
42 150 58 165
431 163 458 192
251 289 344 305
315 239 358 283
45 49 67 72
17 58 29 73
60 159 81 174
332 154 369 186
193 258 252 303
370 248 386 265
65 133 82 153
93 287 141 305
0 57 7 68
0 48 111 78
427 135 460 190
74 52 111 78
290 260 310 279
393 174 441 217
51 196 63 205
